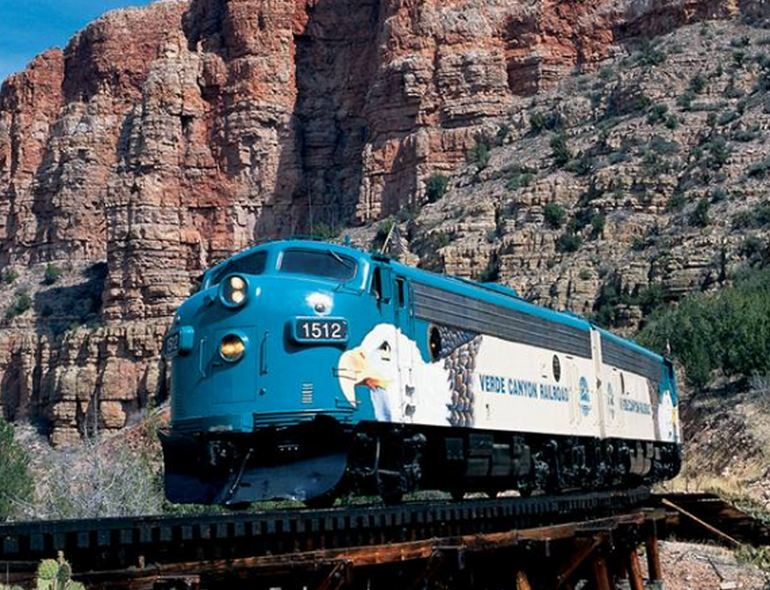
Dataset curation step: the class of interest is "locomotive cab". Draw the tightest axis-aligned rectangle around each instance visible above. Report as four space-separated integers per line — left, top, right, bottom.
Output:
160 241 375 505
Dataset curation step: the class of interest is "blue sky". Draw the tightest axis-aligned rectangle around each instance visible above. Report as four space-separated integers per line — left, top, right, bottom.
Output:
0 0 153 83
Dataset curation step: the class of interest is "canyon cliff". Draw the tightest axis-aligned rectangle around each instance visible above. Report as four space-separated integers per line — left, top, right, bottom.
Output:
0 0 766 443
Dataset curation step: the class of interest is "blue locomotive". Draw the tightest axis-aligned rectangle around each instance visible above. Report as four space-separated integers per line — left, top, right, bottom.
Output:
160 239 681 506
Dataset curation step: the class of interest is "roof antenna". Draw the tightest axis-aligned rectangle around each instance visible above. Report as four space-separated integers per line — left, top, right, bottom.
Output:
379 221 396 255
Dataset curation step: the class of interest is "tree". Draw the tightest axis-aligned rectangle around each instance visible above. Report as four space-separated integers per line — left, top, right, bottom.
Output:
638 269 770 388
690 198 711 227
0 417 32 520
43 263 63 285
543 202 567 229
425 174 450 203
550 133 572 167
466 142 491 170
32 433 164 520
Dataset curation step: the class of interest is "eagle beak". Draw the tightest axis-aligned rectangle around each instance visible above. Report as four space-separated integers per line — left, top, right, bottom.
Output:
338 348 392 405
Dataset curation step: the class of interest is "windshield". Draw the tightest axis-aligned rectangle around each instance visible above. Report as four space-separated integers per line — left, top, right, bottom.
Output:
208 251 268 286
279 249 357 281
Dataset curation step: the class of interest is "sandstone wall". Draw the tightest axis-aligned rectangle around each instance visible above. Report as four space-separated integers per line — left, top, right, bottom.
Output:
0 0 762 442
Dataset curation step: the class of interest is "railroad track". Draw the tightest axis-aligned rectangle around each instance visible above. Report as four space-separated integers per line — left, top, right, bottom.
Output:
1 488 650 585
3 488 767 590
651 491 770 546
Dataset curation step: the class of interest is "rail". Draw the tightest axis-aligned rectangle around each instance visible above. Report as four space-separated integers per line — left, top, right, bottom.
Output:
2 489 768 589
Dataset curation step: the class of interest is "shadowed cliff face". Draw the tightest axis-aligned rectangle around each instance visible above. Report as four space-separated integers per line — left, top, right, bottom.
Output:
0 0 762 443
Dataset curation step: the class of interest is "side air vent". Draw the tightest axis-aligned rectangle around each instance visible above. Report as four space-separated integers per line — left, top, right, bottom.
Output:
301 383 314 405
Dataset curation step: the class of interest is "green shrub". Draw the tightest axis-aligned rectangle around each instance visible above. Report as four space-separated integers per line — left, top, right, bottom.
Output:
5 291 32 320
432 231 452 249
710 187 728 202
646 103 669 125
731 35 751 48
718 111 739 126
664 114 680 129
637 284 665 314
590 214 606 238
636 40 666 66
641 150 671 176
495 125 510 146
736 545 770 573
677 91 694 110
529 111 563 135
543 202 567 229
372 219 396 251
666 193 687 212
550 133 572 167
43 263 62 285
503 164 535 190
689 198 711 227
2 269 18 285
702 136 731 170
505 173 534 191
467 142 491 170
0 417 32 521
592 274 666 327
739 236 770 267
689 73 707 94
556 232 582 253
732 126 762 142
724 83 744 99
638 268 770 387
425 174 449 203
578 268 592 280
731 202 770 229
734 50 747 67
649 136 680 156
566 154 594 176
748 156 770 178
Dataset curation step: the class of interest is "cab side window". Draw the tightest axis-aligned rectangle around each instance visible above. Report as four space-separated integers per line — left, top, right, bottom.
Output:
371 268 383 299
396 277 406 307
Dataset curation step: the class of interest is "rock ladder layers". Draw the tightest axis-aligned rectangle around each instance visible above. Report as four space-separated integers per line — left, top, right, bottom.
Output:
0 0 761 442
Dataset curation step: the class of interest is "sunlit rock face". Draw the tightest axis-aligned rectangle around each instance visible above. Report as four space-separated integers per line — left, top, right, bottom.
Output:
0 0 760 442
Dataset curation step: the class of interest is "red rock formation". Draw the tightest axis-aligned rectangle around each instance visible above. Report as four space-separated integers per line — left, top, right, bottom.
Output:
0 0 760 441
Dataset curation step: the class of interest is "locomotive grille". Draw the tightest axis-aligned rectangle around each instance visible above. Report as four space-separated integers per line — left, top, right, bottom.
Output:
301 383 314 404
412 283 592 358
601 338 662 382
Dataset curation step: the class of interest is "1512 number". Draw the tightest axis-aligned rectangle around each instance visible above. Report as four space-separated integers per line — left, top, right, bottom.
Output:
296 319 348 342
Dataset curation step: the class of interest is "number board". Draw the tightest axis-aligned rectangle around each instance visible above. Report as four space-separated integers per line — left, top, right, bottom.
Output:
294 318 349 344
164 332 180 358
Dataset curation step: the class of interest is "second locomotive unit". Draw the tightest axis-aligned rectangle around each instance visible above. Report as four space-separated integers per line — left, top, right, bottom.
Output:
160 239 681 506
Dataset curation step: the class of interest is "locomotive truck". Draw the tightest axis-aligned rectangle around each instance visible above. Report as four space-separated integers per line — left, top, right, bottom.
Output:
160 239 681 507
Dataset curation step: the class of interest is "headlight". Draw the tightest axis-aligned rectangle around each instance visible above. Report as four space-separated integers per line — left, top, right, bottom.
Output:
220 274 248 308
220 334 246 362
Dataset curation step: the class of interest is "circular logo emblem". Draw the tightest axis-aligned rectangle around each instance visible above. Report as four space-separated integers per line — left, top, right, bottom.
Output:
579 376 591 417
